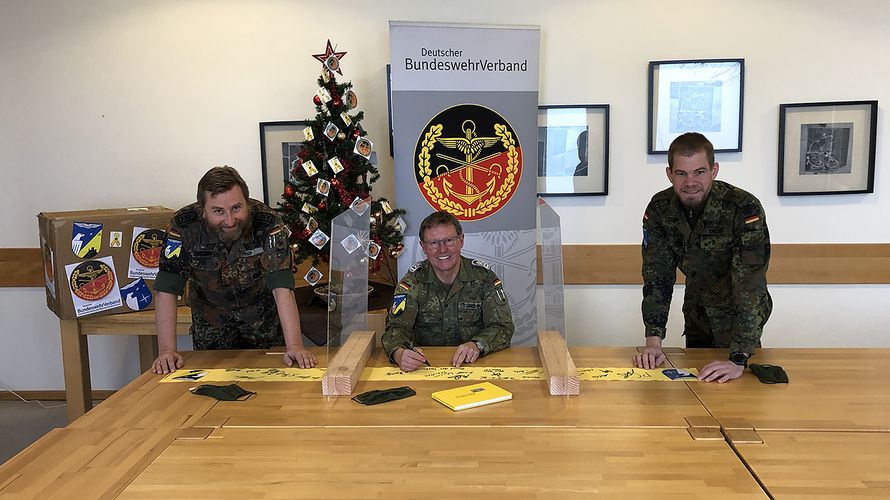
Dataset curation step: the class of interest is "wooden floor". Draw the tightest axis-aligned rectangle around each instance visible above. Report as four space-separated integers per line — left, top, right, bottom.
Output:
3 346 890 499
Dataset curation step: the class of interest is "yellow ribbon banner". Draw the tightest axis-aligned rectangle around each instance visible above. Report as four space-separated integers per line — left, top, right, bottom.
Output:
161 366 699 383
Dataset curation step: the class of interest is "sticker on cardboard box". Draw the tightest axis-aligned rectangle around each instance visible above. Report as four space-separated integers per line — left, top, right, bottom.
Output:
65 256 123 317
129 227 164 279
121 278 153 311
72 222 102 258
109 231 123 248
41 238 56 299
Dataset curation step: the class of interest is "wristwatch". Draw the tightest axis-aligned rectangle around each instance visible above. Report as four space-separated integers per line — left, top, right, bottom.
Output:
473 340 485 355
729 351 751 368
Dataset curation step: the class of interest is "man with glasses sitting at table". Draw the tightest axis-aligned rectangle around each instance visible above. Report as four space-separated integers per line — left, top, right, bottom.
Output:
382 211 515 372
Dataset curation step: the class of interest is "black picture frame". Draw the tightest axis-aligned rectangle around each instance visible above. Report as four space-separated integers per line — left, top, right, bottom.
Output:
777 100 877 196
386 64 394 157
259 120 311 206
537 104 610 196
647 58 744 154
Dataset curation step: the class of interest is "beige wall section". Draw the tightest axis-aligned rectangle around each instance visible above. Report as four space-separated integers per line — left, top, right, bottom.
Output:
1 1 889 391
7 244 890 288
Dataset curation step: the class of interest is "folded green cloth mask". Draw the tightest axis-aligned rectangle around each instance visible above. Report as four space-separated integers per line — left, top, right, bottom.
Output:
749 364 789 384
352 386 416 405
190 383 255 401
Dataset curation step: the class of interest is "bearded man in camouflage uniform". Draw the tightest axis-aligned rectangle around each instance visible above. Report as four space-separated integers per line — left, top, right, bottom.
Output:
382 211 514 372
633 133 772 383
151 166 316 374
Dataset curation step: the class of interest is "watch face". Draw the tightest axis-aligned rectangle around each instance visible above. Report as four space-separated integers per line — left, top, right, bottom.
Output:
729 352 749 365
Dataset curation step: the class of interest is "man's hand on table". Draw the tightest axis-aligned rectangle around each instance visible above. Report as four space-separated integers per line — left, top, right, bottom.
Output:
283 347 317 368
394 347 427 372
633 337 666 369
698 360 744 383
452 341 480 368
152 350 184 374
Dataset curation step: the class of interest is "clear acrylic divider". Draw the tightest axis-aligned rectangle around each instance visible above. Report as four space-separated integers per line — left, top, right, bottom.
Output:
326 198 371 366
536 197 571 395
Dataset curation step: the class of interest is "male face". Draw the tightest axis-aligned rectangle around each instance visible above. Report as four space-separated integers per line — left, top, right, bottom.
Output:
666 150 719 209
420 223 464 276
202 186 249 243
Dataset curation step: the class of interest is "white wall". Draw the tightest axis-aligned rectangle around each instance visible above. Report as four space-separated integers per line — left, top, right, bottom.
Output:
1 0 888 391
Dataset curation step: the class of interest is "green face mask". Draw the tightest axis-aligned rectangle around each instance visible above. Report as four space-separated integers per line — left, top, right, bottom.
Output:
352 386 416 405
190 383 255 401
749 364 789 384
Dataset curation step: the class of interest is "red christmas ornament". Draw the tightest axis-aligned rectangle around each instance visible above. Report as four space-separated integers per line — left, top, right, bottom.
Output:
353 129 361 138
302 228 311 238
313 94 322 106
331 95 342 108
331 177 340 186
283 184 295 197
318 200 326 210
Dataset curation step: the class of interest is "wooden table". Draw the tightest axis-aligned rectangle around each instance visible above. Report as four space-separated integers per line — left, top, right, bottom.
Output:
670 348 890 431
193 347 711 429
58 293 390 423
120 427 766 499
6 347 890 498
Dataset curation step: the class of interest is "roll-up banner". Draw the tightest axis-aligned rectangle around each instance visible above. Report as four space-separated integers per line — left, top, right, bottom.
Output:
389 21 540 343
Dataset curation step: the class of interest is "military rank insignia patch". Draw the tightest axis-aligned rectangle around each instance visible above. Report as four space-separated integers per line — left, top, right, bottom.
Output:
413 104 522 221
391 294 407 315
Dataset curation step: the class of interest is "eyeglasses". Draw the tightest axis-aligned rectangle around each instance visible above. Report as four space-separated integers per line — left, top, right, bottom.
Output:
423 236 461 249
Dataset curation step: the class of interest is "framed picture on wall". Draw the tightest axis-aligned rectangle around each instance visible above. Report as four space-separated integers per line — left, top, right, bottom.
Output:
386 64 394 157
259 120 311 206
537 104 610 196
777 100 877 196
647 58 744 154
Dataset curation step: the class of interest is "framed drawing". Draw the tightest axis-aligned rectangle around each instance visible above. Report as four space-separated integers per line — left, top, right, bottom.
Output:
648 58 744 154
259 120 311 206
537 104 610 196
778 100 877 195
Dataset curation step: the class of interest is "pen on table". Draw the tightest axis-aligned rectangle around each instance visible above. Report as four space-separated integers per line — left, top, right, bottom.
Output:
404 342 431 366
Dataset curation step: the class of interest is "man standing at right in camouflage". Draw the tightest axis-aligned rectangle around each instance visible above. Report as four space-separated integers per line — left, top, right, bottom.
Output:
633 132 772 383
382 211 514 372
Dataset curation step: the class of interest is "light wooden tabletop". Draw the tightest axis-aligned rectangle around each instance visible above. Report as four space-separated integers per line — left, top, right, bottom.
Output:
119 427 767 499
670 348 890 431
188 346 711 429
4 346 890 499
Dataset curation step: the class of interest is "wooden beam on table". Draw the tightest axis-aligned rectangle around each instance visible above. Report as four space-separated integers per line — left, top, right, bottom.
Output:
536 330 579 395
321 330 375 396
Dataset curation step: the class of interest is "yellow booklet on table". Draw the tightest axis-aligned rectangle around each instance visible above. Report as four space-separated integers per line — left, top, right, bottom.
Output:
431 382 512 411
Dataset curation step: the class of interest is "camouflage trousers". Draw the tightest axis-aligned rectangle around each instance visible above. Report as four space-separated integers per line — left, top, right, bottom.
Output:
190 307 284 350
681 292 772 348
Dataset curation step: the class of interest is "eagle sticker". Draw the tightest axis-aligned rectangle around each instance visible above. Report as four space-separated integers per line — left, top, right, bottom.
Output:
414 104 522 221
71 222 102 258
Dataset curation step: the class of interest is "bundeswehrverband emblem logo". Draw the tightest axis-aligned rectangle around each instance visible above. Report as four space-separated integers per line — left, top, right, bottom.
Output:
414 104 521 221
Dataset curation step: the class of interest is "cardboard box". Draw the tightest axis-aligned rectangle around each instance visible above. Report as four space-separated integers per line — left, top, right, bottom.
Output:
38 206 175 319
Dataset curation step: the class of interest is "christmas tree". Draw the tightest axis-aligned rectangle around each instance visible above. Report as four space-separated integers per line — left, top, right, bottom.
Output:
278 40 406 286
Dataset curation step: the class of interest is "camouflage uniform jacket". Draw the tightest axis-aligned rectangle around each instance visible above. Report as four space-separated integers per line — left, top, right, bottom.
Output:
641 181 771 353
153 199 294 328
382 256 514 358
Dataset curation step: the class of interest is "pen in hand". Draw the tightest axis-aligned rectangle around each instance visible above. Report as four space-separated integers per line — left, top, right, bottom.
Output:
404 342 431 367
